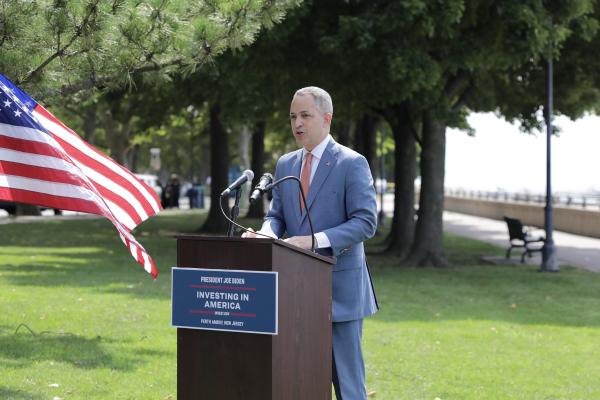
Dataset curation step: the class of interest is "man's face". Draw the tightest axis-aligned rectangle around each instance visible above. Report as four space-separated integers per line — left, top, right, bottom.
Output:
290 94 331 151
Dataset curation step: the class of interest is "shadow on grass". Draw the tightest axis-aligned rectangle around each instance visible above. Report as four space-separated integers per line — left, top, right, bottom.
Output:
0 386 41 400
0 214 201 295
0 329 168 371
368 256 600 328
0 211 219 298
0 218 190 297
1 259 173 300
5 212 600 330
0 210 207 247
364 227 600 328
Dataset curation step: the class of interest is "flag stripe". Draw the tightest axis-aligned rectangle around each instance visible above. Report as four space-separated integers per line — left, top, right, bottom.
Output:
75 159 148 222
0 147 76 174
0 130 60 158
0 186 103 215
0 171 141 230
54 135 153 220
141 251 152 274
0 145 140 228
0 74 161 278
100 196 138 230
0 159 87 187
34 108 161 212
0 119 154 226
0 173 101 201
0 122 53 145
114 224 156 277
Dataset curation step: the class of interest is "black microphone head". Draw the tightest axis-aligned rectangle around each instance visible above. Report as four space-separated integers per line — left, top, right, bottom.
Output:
249 172 273 203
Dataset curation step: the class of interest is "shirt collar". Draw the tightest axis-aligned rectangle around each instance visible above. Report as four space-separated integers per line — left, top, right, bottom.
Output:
303 134 331 160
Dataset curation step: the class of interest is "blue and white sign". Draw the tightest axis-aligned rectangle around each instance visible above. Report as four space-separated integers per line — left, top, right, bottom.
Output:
171 267 278 335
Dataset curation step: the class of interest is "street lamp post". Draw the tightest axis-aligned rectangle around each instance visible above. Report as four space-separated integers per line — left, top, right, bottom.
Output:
187 105 199 182
541 55 558 272
378 127 386 226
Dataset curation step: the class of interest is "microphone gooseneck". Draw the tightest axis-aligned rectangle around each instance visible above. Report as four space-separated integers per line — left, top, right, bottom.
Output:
216 171 316 252
266 176 315 252
218 196 279 240
220 169 253 237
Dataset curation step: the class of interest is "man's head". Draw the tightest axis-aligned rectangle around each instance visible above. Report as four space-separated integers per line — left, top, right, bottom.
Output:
290 86 333 151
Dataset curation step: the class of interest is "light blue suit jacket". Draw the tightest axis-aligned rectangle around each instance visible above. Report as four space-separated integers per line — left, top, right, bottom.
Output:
265 137 378 322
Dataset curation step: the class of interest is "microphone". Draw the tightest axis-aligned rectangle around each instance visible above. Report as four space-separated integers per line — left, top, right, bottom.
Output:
220 170 254 196
249 173 273 204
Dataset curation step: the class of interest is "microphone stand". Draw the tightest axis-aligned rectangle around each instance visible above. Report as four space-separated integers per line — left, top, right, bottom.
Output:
226 188 242 237
265 176 316 252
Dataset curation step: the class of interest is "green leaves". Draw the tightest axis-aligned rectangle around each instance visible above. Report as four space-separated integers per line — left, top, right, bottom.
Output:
0 0 301 100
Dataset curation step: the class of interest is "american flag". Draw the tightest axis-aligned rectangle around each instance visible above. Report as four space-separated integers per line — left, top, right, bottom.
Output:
0 74 162 278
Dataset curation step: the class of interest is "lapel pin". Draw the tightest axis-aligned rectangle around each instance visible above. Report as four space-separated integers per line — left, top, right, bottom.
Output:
326 161 331 166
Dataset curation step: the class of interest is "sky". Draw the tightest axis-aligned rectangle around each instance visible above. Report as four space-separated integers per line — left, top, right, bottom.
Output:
445 113 600 194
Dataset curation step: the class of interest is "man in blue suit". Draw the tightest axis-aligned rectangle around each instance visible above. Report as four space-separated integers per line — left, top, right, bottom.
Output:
244 86 378 399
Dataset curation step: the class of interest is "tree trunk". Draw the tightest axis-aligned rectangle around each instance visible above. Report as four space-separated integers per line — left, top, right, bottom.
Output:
83 103 96 144
246 120 266 219
383 104 416 259
355 114 377 174
102 110 129 165
201 103 230 233
238 124 251 170
127 143 140 173
404 111 448 267
335 120 353 147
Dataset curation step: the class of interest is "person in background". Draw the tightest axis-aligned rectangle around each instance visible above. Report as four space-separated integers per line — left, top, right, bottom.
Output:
186 180 199 209
165 174 181 208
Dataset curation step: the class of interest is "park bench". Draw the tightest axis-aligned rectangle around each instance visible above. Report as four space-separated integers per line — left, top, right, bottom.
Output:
503 216 545 263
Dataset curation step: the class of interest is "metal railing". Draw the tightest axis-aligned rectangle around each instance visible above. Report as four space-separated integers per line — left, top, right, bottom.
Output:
445 188 600 210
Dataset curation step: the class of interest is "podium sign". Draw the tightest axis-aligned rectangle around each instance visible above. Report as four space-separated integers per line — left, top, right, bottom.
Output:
172 267 278 335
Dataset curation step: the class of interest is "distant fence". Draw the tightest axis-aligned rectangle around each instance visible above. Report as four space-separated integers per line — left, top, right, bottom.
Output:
446 188 600 210
444 189 600 239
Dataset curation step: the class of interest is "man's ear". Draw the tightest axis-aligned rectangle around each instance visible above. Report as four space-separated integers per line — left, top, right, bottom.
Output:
323 112 333 126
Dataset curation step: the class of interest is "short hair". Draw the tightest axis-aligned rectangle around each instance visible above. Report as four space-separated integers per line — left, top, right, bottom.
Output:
294 86 333 115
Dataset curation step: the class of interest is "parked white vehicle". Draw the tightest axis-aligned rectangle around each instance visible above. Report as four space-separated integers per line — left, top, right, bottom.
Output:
135 173 163 198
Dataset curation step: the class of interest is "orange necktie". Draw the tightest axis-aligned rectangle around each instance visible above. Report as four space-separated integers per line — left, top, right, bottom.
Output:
300 152 313 211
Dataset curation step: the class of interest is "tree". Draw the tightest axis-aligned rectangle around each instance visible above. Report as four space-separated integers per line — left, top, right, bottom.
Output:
304 0 599 266
186 0 600 249
1 0 302 98
246 120 267 218
1 0 303 218
470 4 600 128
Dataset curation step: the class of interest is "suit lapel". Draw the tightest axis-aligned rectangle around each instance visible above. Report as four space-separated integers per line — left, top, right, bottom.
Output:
300 139 338 222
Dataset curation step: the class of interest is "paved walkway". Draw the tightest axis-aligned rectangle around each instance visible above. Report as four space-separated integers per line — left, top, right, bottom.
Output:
2 205 598 272
443 211 600 272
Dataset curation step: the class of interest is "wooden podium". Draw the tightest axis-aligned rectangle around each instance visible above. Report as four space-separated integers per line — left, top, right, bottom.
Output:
176 236 335 400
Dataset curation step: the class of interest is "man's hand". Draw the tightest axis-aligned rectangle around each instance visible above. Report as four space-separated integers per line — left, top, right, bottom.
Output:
284 235 314 250
241 228 257 238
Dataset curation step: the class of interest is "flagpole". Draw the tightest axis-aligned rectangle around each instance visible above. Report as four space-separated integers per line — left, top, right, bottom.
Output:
541 46 558 272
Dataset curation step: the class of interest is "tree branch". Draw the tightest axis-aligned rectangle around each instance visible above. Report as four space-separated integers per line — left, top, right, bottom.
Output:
443 70 470 103
58 57 184 95
19 0 101 85
450 82 472 112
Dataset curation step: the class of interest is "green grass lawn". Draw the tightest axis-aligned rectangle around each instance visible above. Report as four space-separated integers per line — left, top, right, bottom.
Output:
1 210 600 399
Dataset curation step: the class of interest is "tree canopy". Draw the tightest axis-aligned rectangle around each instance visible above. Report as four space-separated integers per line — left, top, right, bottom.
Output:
0 0 301 98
